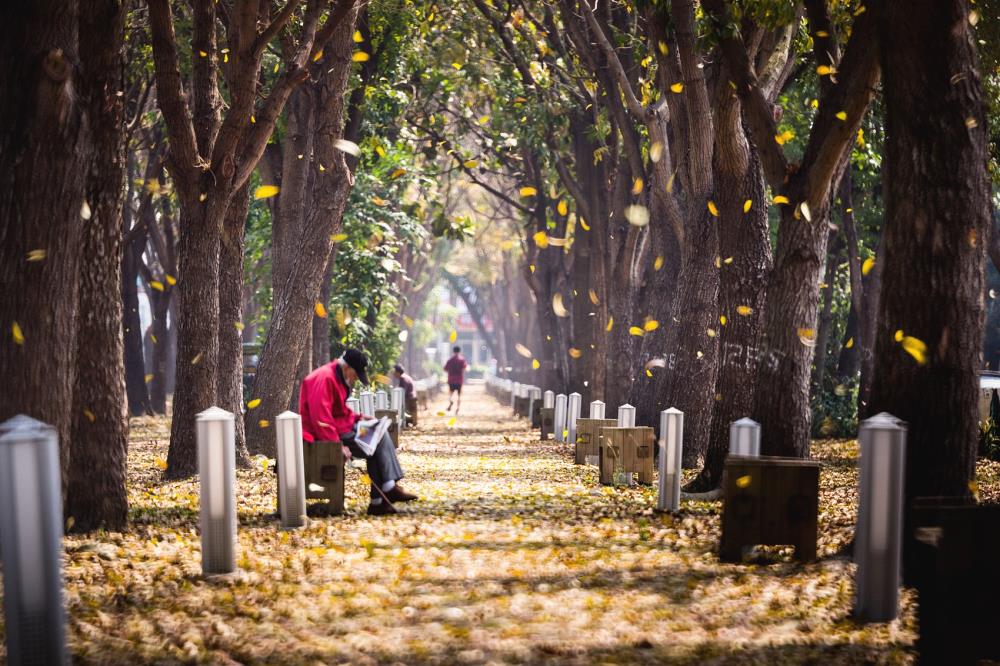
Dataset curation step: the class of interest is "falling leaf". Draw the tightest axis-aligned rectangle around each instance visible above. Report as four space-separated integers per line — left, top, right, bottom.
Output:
654 256 664 271
519 186 538 197
149 280 165 292
449 330 458 343
862 256 876 276
969 480 980 500
707 328 717 338
798 328 817 347
154 457 168 470
968 229 979 247
568 347 583 358
816 65 835 76
403 316 414 328
165 275 177 285
247 398 261 409
515 343 532 358
191 352 204 365
26 249 46 262
254 185 280 199
606 316 614 332
736 305 753 316
334 139 360 156
666 172 676 194
529 265 536 273
845 337 854 349
650 142 663 163
774 130 795 145
83 408 96 423
352 30 364 43
331 233 349 243
314 302 328 318
533 231 549 249
463 159 478 169
965 117 978 129
835 111 848 122
398 330 408 342
144 373 154 383
632 178 644 195
743 199 752 214
580 218 590 231
624 205 649 227
259 419 270 429
644 319 659 332
389 168 406 179
894 329 905 343
81 200 92 220
447 417 457 428
800 201 812 222
552 293 569 318
312 49 324 62
629 326 645 337
736 475 751 488
646 369 653 377
707 201 719 217
773 195 790 205
531 359 540 370
557 200 568 216
670 82 683 93
352 52 370 62
901 335 928 365
696 351 704 359
375 374 391 385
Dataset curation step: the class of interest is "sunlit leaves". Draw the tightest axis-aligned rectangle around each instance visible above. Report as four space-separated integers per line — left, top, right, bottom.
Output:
331 233 349 243
736 305 753 316
835 111 848 122
774 130 795 145
254 185 280 199
629 326 645 337
353 30 364 43
389 168 406 179
773 195 790 205
149 280 165 292
632 178 644 195
606 316 614 332
643 319 659 332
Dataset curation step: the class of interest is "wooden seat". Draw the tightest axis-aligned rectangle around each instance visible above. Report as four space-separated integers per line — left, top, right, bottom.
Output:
277 440 344 517
598 427 654 485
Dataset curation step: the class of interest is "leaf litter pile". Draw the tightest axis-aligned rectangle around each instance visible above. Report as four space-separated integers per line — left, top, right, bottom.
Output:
10 384 999 664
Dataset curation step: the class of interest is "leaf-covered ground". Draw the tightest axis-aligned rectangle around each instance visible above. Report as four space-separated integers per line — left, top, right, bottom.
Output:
6 384 1000 664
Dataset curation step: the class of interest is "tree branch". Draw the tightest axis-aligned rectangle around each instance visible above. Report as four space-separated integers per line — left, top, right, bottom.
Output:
254 0 303 58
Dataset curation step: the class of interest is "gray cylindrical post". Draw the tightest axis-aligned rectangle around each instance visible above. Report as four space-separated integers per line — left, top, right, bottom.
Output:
197 406 237 575
391 387 405 427
729 417 761 457
0 415 68 666
359 391 375 417
543 390 555 409
275 411 307 529
854 412 907 622
590 400 605 419
554 394 568 442
617 403 636 427
657 408 684 512
567 392 582 444
346 397 360 414
375 390 389 410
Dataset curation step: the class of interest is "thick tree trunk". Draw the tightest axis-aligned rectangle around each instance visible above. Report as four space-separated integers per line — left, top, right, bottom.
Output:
123 226 153 416
0 3 90 478
245 7 360 456
811 233 841 393
67 0 129 531
836 173 862 381
218 184 252 466
148 288 172 414
312 253 334 367
870 0 991 518
858 231 885 415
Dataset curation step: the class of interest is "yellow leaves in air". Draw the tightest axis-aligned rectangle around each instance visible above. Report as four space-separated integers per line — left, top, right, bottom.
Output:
606 316 614 332
81 407 96 423
27 249 46 262
557 200 568 216
436 411 446 417
797 328 817 347
533 231 549 248
353 30 364 43
515 343 533 358
191 351 204 365
334 139 360 156
816 64 835 76
654 255 664 271
743 199 752 213
398 329 408 342
80 200 92 220
375 373 391 385
258 419 270 428
670 82 684 93
198 50 208 58
646 369 653 377
449 330 458 343
149 280 165 292
532 359 540 369
588 289 599 305
965 117 979 129
799 201 812 222
899 333 928 365
835 111 848 122
247 398 261 410
580 218 590 231
166 274 177 285
352 52 370 62
529 264 536 273
519 186 538 197
707 200 719 217
331 232 348 243
447 417 457 428
254 184 280 200
666 172 676 194
144 373 154 383
736 305 753 316
403 316 414 328
629 326 645 337
632 178 644 195
375 145 387 158
774 129 795 145
568 347 583 359
312 49 324 62
845 337 854 349
862 256 876 276
463 159 479 169
552 293 569 318
736 474 752 489
314 302 328 318
773 194 790 205
968 228 979 247
643 319 659 332
389 167 406 179
154 457 168 470
624 204 649 227
720 315 727 326
650 141 663 163
658 41 669 55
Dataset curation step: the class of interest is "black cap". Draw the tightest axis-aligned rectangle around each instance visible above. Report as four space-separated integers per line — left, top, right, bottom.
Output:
394 364 405 374
342 348 369 385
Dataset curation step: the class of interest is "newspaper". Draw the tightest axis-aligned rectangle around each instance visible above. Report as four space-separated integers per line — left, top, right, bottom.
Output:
355 416 390 456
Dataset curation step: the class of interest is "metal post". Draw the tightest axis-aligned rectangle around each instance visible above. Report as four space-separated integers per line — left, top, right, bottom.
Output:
346 397 360 414
617 403 636 427
567 392 582 445
729 417 761 457
543 390 554 409
391 387 405 428
359 391 375 417
590 400 605 419
657 408 683 513
854 412 907 622
275 411 307 529
528 387 541 420
197 406 237 576
375 390 389 411
0 415 68 665
554 394 568 442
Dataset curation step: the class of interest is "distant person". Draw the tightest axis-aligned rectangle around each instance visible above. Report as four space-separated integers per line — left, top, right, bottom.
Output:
299 348 417 515
444 345 469 414
394 364 417 426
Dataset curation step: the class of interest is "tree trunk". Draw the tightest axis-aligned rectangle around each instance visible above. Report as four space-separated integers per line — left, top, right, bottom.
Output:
836 172 862 381
870 0 991 528
218 183 252 466
67 0 129 532
312 253 334 367
811 232 841 393
0 3 90 479
858 231 885 415
123 218 153 416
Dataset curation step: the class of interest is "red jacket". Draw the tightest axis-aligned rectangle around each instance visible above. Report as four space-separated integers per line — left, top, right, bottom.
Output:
299 361 361 443
444 354 468 385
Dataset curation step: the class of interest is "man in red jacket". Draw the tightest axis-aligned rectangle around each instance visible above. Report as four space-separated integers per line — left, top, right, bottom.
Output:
299 348 417 515
444 345 468 414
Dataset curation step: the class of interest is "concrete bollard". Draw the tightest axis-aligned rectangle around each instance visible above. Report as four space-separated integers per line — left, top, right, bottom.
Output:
511 382 520 409
567 392 582 445
197 407 237 575
375 390 389 411
729 417 761 457
617 404 636 427
854 413 907 623
528 387 541 424
275 411 307 529
590 400 605 419
554 394 568 442
657 408 684 513
359 391 375 417
543 390 555 409
0 415 68 665
391 387 405 428
346 397 360 414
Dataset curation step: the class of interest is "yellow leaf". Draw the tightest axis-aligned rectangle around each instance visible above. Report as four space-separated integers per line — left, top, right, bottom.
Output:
403 316 414 328
643 319 659 332
707 328 716 337
26 249 46 261
312 49 324 62
191 351 203 365
531 359 540 370
533 231 549 248
463 159 478 169
389 168 406 179
552 293 569 317
798 328 817 347
658 41 669 55
12 321 24 345
835 111 848 121
736 305 753 316
352 52 370 62
361 473 372 485
144 373 154 383
654 255 664 271
198 50 208 57
515 343 532 358
606 316 614 332
845 337 854 349
331 233 348 242
666 172 676 194
816 65 835 76
670 82 683 93
588 289 599 305
773 195 790 205
259 419 270 428
375 145 386 157
815 30 829 38
720 315 727 325
736 474 751 488
646 369 653 377
557 200 568 216
894 329 905 342
449 330 458 343
83 408 96 423
154 457 168 470
708 200 719 217
375 374 391 385
519 186 537 197
254 184 280 200
447 416 457 428
529 264 536 274
580 218 590 231
568 347 583 359
632 178 644 195
165 274 177 285
723 256 734 265
314 302 328 318
743 199 752 213
629 326 645 337
149 280 165 292
862 256 876 276
901 335 928 365
352 30 364 43
247 398 261 409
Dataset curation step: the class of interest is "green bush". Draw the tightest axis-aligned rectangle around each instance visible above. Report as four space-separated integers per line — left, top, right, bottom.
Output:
979 417 1000 461
811 375 859 439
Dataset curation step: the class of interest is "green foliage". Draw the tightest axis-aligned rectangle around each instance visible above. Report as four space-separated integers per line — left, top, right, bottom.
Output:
979 418 1000 462
811 375 859 439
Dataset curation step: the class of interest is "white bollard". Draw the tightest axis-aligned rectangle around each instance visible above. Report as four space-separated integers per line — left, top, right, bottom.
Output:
0 415 68 665
543 390 555 409
657 408 684 513
375 390 389 411
729 417 761 457
567 392 582 444
197 407 237 575
275 411 307 529
554 394 568 442
590 400 605 419
511 382 521 409
391 387 405 428
617 403 636 427
854 412 907 622
346 397 360 414
359 391 375 417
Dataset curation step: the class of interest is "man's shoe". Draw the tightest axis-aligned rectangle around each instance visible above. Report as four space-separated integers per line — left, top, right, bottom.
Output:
366 501 398 516
385 485 418 503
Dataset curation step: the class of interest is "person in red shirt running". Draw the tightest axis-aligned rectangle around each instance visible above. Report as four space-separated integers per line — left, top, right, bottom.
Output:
443 345 469 414
299 348 417 515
